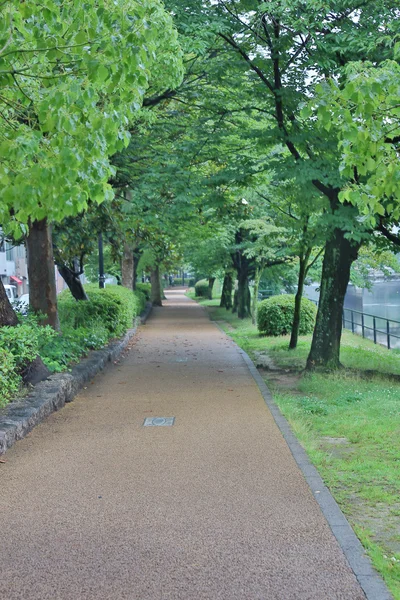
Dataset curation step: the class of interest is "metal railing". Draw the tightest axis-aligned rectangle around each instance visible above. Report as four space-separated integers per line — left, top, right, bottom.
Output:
311 298 400 350
342 307 400 350
259 293 400 350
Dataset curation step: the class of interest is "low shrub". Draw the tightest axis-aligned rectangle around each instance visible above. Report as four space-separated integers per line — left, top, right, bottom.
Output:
0 319 56 404
195 279 209 297
0 348 20 406
0 320 56 371
58 284 146 338
136 282 151 301
257 294 317 336
40 324 109 372
0 285 146 406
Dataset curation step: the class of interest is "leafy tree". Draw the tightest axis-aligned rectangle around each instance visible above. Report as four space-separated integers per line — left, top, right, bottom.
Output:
198 0 399 367
0 0 183 327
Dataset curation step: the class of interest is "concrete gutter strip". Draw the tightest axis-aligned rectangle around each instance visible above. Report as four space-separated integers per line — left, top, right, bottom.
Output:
0 302 152 456
233 341 393 600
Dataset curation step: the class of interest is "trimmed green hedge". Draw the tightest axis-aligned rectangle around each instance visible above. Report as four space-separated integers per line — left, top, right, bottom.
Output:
136 282 151 300
194 279 209 297
257 294 317 336
58 284 146 338
0 285 147 406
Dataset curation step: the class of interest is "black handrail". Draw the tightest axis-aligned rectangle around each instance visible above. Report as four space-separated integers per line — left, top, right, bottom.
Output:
310 299 400 350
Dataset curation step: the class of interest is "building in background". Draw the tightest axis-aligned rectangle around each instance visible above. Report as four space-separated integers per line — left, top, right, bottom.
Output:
0 236 66 298
0 240 28 296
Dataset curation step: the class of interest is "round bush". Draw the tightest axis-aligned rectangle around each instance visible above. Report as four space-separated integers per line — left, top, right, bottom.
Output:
194 279 209 297
257 294 317 336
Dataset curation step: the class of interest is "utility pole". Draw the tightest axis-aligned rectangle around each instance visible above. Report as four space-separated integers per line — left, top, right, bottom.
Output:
98 233 105 289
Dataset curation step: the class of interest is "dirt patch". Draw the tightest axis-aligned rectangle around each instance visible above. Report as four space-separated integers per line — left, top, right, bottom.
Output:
255 351 303 393
214 319 235 332
345 495 400 557
319 436 355 459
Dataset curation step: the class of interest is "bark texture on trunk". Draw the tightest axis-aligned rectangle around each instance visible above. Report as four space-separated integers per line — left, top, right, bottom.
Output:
57 264 88 301
251 267 262 325
220 273 233 309
289 253 309 350
0 278 18 326
237 272 251 319
232 289 238 314
121 243 134 290
26 219 60 330
232 231 253 320
207 277 216 300
150 265 162 306
132 249 142 291
306 230 360 370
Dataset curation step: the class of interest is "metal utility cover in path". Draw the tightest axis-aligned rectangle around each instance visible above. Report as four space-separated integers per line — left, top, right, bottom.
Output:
143 417 175 427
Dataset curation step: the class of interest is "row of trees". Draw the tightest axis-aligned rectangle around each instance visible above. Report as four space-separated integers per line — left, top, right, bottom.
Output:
1 0 400 372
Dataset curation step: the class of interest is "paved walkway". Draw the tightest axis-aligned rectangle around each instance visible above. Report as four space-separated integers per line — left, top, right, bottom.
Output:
0 291 366 599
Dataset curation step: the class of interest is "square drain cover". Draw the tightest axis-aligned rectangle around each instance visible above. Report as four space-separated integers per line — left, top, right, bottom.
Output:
143 417 175 427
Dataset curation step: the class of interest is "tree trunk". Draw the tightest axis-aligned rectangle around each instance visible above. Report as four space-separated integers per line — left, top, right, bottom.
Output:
26 219 60 330
132 249 142 291
289 254 308 350
237 270 251 319
57 264 88 301
207 277 215 300
0 278 18 326
232 289 238 313
251 267 262 325
150 265 162 306
121 243 134 290
232 231 253 319
306 230 361 370
220 272 233 309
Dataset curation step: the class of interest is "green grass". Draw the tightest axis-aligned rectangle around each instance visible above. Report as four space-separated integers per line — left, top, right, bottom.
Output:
191 296 400 598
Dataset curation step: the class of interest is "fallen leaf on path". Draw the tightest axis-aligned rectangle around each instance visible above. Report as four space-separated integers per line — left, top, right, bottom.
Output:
0 458 6 463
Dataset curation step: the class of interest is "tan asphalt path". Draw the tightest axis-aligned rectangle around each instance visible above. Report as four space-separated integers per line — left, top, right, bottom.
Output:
0 290 365 600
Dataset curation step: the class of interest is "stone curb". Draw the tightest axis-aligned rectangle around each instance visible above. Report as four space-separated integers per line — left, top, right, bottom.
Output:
212 320 393 600
0 302 152 456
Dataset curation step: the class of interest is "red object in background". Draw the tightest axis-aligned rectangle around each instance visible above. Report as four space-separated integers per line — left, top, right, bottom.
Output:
10 275 23 284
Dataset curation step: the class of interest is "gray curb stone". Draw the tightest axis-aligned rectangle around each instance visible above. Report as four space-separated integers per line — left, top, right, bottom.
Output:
0 302 152 456
212 320 393 600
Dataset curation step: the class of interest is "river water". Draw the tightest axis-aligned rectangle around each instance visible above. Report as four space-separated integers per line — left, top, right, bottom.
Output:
304 280 400 349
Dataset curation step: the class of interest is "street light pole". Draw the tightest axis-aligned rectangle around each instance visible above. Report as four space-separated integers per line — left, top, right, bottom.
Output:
98 233 105 289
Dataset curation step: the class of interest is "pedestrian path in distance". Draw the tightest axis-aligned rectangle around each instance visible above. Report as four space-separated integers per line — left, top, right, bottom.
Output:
0 290 367 599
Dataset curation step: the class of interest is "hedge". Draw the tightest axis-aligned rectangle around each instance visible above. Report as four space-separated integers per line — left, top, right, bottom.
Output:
0 285 147 406
194 279 209 297
257 294 317 336
58 284 146 338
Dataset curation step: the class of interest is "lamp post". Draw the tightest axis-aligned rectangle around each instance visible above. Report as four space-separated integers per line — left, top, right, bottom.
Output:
98 233 105 289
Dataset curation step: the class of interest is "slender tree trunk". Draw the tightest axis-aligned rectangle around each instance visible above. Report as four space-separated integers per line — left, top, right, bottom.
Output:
121 243 134 290
132 249 142 291
207 277 215 300
26 219 60 330
289 253 309 350
232 289 238 313
220 272 233 309
0 278 18 326
251 266 262 325
232 231 253 319
150 265 162 306
237 270 251 319
57 264 88 301
306 231 361 370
